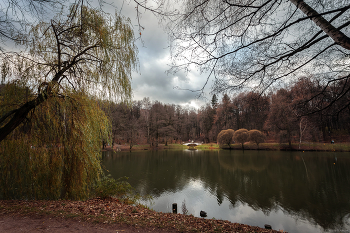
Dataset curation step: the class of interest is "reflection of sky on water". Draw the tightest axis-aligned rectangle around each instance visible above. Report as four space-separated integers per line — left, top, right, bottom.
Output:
141 179 331 233
103 150 350 233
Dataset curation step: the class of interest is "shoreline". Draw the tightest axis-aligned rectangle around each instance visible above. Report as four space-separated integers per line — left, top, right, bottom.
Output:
2 143 345 232
0 198 285 233
103 142 350 153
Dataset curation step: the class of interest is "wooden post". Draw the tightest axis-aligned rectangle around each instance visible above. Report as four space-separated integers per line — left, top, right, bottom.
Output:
172 203 177 214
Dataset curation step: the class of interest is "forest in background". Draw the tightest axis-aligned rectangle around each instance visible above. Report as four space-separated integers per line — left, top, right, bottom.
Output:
102 76 350 147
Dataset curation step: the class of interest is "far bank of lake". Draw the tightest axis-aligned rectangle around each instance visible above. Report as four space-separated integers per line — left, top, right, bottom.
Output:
104 142 350 152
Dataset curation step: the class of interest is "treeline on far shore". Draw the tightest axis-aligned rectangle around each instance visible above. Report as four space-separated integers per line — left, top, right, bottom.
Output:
101 77 350 149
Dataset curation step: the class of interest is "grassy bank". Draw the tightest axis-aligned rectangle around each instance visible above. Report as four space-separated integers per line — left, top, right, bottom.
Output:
219 142 350 152
107 142 350 152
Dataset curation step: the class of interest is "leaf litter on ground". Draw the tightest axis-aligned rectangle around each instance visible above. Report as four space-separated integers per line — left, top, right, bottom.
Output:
0 197 286 232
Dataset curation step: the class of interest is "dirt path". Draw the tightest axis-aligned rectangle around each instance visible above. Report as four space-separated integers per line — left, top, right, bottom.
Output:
0 214 172 233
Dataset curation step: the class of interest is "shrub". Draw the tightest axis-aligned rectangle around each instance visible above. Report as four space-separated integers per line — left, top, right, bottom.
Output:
94 175 134 200
249 130 266 148
217 129 234 148
233 128 249 149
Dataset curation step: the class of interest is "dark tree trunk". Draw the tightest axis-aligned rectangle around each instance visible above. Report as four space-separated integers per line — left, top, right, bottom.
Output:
0 94 46 142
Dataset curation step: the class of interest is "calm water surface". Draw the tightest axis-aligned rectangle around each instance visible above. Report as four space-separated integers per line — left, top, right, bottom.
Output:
101 150 350 233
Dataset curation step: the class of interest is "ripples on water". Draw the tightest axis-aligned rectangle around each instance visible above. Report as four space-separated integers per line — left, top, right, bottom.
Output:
102 150 350 233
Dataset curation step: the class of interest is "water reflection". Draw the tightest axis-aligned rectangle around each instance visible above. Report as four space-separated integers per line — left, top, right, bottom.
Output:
102 150 350 233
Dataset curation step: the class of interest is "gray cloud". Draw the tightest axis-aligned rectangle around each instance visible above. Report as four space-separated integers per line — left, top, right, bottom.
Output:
109 0 210 108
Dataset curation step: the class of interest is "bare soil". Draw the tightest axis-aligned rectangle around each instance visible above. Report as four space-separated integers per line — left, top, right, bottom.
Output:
0 213 171 233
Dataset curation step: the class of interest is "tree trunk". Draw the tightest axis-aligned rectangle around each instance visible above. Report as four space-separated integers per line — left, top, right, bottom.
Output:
290 0 350 50
299 118 307 149
129 130 133 150
0 95 46 142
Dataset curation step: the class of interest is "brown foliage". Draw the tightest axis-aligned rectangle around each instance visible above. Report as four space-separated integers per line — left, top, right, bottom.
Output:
0 198 284 233
233 129 249 149
249 130 266 147
217 129 234 148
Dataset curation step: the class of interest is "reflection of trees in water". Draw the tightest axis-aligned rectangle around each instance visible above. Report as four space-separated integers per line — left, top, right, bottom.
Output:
182 200 189 215
102 150 350 230
218 150 270 172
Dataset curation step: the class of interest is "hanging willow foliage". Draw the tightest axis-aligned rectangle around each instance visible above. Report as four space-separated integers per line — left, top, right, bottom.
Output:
0 87 111 200
0 4 137 142
0 3 138 200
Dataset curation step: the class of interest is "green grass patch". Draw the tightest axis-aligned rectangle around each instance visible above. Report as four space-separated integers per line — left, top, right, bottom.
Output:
165 144 188 149
196 144 220 150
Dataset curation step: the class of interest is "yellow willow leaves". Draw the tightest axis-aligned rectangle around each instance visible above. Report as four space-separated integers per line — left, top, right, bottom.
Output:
0 3 137 200
0 91 111 200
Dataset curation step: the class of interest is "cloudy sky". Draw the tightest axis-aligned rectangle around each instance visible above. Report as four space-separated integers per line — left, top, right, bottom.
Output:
109 0 211 109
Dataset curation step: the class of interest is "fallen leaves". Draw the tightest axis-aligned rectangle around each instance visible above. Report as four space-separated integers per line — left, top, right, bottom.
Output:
0 198 285 232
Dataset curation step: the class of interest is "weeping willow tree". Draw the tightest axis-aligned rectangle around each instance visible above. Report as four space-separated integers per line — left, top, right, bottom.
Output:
0 86 111 199
0 4 137 199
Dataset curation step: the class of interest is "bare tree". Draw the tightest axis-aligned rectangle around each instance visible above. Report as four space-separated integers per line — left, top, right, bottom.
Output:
199 103 215 142
0 0 65 50
298 117 308 149
265 88 297 147
130 0 350 112
141 97 152 143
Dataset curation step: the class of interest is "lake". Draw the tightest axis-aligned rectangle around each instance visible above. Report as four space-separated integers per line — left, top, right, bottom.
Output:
101 149 350 233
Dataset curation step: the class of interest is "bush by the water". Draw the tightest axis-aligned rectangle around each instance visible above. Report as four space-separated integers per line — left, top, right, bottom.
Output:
233 129 249 149
217 129 234 148
94 175 134 200
248 130 265 148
